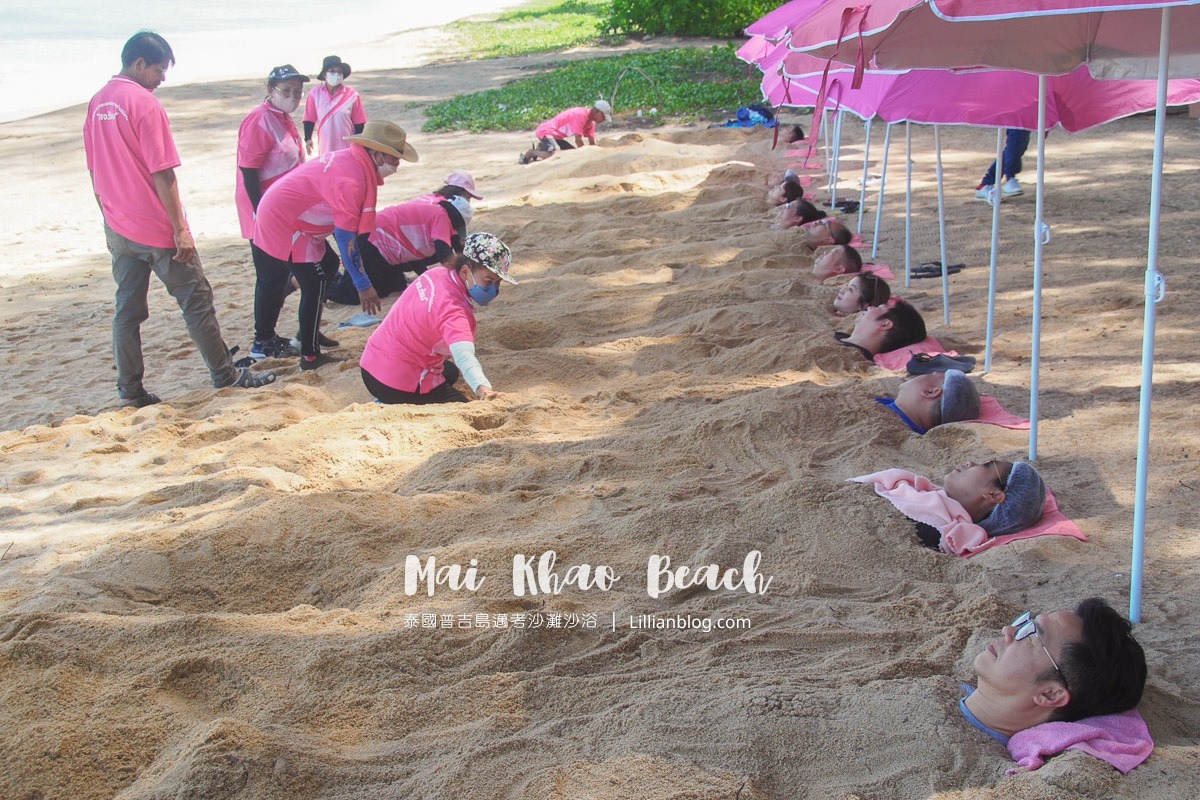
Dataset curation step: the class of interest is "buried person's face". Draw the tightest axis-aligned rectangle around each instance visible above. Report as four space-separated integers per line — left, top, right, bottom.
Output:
942 459 1012 521
895 371 945 406
812 246 847 280
974 610 1080 699
802 217 847 248
833 275 866 314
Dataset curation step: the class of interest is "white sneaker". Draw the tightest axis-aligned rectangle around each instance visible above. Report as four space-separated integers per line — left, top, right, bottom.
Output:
1001 178 1023 196
974 184 993 201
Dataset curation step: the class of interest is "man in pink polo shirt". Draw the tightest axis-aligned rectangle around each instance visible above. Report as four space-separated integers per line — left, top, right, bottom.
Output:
252 120 417 370
518 100 612 164
84 30 274 407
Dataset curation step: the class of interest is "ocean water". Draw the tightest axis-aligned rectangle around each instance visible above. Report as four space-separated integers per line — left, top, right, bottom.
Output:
0 0 523 122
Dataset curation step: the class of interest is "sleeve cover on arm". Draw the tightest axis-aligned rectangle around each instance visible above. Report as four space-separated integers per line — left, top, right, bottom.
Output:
448 340 490 394
334 227 371 291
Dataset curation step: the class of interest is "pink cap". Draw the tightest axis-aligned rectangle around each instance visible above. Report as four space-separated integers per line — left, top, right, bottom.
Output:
445 170 482 200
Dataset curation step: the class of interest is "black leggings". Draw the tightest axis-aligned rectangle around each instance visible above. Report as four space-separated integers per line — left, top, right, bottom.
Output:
252 241 337 356
361 361 468 404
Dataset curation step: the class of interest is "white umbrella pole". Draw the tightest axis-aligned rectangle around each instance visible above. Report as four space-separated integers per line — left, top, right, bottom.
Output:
858 118 873 231
872 123 893 261
934 125 951 326
822 108 832 200
1029 77 1049 461
1131 8 1172 624
984 127 1004 374
905 122 913 287
830 109 844 206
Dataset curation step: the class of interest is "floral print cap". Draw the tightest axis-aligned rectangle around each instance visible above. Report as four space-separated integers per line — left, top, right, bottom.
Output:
463 233 516 284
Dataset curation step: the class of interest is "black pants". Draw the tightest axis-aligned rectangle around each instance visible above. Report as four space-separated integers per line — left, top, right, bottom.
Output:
328 236 410 306
252 241 336 356
361 361 468 404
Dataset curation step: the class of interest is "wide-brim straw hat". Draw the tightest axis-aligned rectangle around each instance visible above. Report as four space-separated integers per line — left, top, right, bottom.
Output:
344 121 419 162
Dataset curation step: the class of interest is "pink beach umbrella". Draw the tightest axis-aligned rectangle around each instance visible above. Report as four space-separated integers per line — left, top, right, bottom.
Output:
785 0 1200 622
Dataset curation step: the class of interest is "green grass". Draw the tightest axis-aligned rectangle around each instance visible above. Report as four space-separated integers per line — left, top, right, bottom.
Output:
445 0 613 60
423 45 763 133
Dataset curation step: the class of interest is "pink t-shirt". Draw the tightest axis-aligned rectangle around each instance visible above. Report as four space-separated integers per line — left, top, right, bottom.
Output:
235 99 304 239
359 267 476 392
83 75 182 249
253 145 380 263
368 201 456 265
303 84 368 156
535 107 596 141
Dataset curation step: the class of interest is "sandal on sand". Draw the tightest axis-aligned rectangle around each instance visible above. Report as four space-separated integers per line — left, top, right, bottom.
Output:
907 353 977 374
912 261 964 279
232 367 276 388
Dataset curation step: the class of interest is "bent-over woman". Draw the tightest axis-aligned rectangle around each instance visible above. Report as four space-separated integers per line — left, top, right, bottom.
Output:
360 233 515 404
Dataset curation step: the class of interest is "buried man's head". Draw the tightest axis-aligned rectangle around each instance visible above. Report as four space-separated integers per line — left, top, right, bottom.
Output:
942 459 1046 532
966 598 1147 738
802 217 852 249
812 245 864 281
844 299 927 356
893 369 980 431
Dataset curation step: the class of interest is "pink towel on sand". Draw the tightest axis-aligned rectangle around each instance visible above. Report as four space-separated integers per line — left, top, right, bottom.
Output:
852 470 1087 557
863 263 895 280
1007 710 1153 774
874 337 954 371
964 396 1031 430
848 234 866 248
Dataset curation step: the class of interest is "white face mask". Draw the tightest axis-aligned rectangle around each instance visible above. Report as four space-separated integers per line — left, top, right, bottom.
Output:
270 90 300 114
448 195 473 227
375 157 398 180
325 73 343 87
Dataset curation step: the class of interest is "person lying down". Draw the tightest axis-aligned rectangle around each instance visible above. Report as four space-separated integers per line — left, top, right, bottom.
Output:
852 459 1046 555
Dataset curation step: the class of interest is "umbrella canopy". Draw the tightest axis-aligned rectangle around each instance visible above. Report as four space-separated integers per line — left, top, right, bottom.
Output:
787 0 1200 79
778 52 1200 131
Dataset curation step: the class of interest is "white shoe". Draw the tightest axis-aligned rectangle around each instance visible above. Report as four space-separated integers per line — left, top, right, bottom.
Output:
974 185 993 201
1001 178 1023 196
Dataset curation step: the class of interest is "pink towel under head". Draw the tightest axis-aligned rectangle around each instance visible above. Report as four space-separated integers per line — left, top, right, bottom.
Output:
862 263 896 280
851 469 1087 557
964 395 1031 430
1007 710 1153 774
848 234 866 248
874 337 955 371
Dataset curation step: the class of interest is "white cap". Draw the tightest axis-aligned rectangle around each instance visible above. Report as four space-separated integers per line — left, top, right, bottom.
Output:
594 99 613 121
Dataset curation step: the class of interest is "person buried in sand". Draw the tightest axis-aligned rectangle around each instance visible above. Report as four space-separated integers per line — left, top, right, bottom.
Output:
359 233 516 405
799 216 852 249
834 300 928 360
519 100 613 164
252 120 418 370
833 272 890 316
855 458 1046 554
875 369 981 434
812 244 864 281
84 30 275 408
962 598 1146 746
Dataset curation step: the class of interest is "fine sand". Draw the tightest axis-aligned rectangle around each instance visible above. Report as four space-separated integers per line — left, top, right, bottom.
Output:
1 45 1199 800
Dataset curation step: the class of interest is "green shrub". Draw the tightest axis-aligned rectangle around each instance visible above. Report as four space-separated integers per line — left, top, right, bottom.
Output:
423 46 763 133
602 0 779 37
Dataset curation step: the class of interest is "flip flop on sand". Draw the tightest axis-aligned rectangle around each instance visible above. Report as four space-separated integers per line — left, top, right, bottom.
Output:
911 261 965 279
907 353 978 374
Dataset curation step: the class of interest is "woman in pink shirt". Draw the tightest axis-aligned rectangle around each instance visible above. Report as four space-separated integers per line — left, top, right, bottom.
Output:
235 65 314 359
303 55 367 157
359 233 516 404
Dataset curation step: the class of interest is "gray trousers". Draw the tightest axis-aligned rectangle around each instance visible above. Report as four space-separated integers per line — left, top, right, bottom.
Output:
105 226 236 397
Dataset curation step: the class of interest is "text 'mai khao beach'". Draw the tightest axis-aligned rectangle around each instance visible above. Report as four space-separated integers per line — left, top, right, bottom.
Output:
1 2 1199 799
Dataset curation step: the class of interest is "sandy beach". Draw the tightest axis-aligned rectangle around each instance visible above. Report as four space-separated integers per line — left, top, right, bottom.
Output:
1 32 1199 800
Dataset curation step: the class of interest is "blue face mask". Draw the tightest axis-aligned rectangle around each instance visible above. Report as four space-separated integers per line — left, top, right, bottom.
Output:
466 270 499 306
